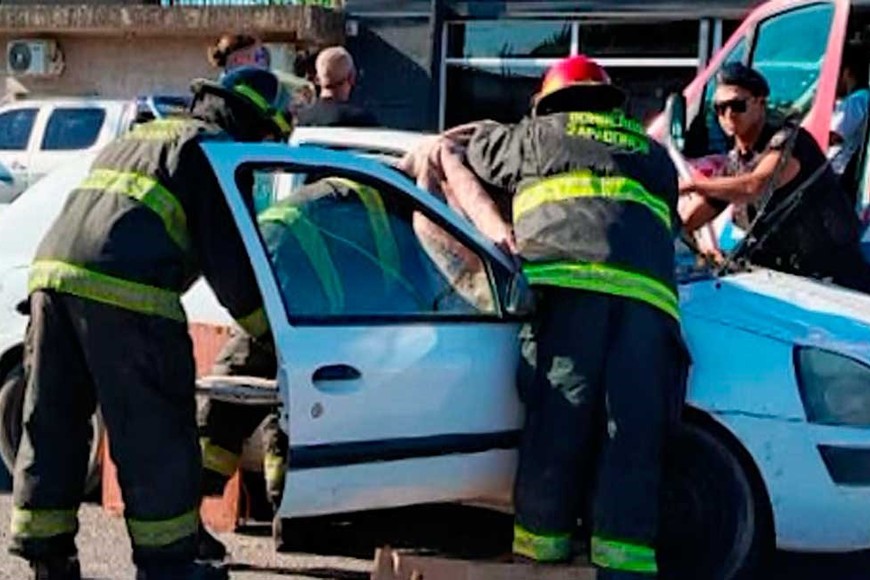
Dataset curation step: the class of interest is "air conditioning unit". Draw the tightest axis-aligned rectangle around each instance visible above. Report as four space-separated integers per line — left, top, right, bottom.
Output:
6 39 65 77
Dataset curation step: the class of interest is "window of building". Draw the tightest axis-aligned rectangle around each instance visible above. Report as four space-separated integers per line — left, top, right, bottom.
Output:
578 20 700 57
0 108 37 151
41 108 106 151
445 62 547 126
447 20 571 59
442 19 703 129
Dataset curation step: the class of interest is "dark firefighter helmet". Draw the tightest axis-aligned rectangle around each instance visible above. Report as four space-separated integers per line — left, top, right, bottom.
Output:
191 66 294 139
533 55 626 115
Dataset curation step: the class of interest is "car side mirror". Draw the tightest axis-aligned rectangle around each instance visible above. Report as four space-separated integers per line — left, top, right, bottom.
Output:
664 92 687 153
505 272 535 316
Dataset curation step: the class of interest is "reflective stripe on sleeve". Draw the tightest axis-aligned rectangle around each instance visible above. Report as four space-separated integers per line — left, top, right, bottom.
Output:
323 177 402 279
77 169 190 253
259 205 345 314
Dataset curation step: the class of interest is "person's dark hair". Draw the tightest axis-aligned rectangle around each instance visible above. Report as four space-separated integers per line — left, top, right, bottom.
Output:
842 42 869 88
208 34 258 69
716 62 770 97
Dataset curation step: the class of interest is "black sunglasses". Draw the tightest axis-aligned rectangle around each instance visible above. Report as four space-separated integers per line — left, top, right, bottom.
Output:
713 98 749 116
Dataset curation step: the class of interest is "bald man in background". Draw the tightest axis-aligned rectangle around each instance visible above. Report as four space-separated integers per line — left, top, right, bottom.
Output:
296 46 378 127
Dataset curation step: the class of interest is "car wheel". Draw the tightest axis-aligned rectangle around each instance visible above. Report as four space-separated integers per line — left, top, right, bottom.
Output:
0 363 104 495
658 423 771 580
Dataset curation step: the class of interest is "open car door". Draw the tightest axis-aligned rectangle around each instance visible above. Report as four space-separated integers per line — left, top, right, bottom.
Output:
202 142 528 518
662 0 849 247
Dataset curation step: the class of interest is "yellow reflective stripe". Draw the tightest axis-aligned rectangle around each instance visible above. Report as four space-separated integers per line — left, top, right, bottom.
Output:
29 260 185 321
125 118 188 141
10 507 77 539
127 508 198 548
512 523 571 562
234 84 292 134
523 262 679 321
514 171 671 230
591 536 658 574
259 206 345 314
78 169 190 253
236 306 268 338
200 437 240 477
324 177 402 280
263 452 286 487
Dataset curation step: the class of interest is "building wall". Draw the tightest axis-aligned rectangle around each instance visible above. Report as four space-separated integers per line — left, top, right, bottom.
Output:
1 35 214 99
345 17 434 131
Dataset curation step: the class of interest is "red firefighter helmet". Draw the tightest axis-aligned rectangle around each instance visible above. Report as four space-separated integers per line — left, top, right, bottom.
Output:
533 55 625 114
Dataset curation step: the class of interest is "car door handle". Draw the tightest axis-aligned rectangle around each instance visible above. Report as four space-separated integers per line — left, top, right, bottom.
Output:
312 364 362 394
312 364 362 382
10 161 25 171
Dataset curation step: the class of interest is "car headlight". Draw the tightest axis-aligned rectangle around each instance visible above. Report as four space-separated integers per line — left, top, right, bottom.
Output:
795 347 870 427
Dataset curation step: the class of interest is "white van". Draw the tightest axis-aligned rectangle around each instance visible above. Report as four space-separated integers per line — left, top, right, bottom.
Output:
0 98 138 203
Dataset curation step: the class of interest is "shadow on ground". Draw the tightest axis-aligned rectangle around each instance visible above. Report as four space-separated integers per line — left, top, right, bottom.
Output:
247 503 513 561
232 503 870 580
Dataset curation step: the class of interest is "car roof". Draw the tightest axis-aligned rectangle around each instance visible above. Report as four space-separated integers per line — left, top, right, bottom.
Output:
290 127 428 159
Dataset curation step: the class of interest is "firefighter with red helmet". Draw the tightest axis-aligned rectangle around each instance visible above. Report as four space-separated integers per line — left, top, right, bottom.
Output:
462 55 688 578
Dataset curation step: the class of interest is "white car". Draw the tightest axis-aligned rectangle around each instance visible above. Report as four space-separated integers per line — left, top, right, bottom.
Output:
2 129 870 577
0 98 140 203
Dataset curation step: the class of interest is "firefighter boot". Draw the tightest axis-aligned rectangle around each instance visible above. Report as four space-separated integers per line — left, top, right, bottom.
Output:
195 524 227 562
30 557 82 580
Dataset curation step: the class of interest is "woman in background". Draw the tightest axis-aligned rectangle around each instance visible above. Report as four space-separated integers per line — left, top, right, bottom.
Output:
208 33 270 75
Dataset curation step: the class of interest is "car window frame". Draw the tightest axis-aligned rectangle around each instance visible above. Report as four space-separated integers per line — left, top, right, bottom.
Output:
0 107 39 151
235 161 515 327
39 106 107 151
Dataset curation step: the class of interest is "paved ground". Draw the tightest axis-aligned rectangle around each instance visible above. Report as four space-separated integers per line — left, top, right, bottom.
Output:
1 488 869 579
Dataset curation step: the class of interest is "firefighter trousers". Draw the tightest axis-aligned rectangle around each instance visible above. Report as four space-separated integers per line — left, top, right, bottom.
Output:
10 290 201 567
198 329 286 507
513 287 687 578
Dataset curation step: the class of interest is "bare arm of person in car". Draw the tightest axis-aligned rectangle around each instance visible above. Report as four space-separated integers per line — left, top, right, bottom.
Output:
679 149 800 203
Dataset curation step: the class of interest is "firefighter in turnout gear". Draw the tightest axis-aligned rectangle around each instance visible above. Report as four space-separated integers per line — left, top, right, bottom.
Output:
9 66 293 580
463 56 688 578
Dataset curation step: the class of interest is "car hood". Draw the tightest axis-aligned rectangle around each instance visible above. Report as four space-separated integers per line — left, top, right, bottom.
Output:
681 268 870 361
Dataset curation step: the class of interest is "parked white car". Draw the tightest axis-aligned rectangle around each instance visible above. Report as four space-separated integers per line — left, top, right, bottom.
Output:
0 98 140 203
2 129 870 577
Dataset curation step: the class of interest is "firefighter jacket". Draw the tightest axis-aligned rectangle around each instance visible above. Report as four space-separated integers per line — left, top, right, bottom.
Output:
29 115 267 337
466 110 680 321
259 177 426 316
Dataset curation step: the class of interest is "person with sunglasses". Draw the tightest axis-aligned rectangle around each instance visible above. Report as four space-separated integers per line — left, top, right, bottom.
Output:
679 62 870 292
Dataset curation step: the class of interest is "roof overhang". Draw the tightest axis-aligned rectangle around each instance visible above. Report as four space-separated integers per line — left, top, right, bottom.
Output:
0 4 345 46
